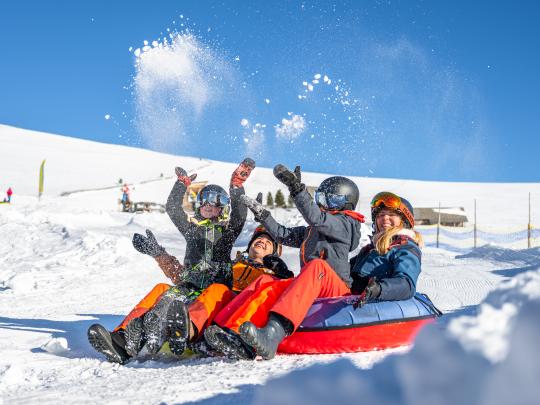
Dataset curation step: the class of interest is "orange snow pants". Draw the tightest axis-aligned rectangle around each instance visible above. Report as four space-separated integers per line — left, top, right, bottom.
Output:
215 259 350 332
114 283 171 331
114 283 236 337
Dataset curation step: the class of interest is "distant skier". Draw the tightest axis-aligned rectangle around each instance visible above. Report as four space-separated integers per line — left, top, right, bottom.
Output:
121 183 130 211
4 187 12 203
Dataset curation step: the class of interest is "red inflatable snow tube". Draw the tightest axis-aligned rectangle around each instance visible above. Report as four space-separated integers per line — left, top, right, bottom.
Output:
278 293 441 354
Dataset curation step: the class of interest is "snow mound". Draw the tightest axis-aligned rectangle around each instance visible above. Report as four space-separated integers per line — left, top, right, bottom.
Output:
250 284 540 405
41 337 70 354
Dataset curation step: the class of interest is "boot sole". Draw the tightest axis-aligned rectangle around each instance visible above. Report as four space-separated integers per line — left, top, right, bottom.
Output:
205 325 256 360
88 324 128 364
143 311 162 354
166 300 190 356
124 317 144 357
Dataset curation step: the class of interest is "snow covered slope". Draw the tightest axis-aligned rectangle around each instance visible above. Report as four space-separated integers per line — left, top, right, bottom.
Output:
1 124 539 404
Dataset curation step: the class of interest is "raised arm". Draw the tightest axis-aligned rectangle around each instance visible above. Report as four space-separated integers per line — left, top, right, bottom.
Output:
166 167 196 235
225 158 256 242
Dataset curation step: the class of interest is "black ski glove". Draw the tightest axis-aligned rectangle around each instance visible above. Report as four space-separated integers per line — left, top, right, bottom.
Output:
132 229 167 257
353 277 381 308
240 193 270 222
263 255 294 279
273 164 304 197
175 167 197 187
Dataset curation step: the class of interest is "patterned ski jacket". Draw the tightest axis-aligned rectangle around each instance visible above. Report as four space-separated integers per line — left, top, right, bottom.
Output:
165 180 247 288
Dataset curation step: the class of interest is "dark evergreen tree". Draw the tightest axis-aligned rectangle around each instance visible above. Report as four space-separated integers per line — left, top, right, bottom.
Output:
275 189 286 208
266 191 274 207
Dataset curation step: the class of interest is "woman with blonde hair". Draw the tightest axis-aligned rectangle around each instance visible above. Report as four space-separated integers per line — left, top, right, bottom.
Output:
350 191 423 302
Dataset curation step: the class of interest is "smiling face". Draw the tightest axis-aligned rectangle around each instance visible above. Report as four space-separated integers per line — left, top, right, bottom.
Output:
375 208 403 232
199 203 222 219
248 234 275 262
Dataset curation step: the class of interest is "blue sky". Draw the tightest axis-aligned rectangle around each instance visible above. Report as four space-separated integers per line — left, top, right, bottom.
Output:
1 1 539 182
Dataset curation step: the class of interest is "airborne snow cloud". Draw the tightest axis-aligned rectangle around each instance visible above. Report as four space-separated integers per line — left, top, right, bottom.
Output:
275 113 306 140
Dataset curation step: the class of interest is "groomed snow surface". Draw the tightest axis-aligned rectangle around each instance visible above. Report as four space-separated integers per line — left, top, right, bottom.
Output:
1 125 540 404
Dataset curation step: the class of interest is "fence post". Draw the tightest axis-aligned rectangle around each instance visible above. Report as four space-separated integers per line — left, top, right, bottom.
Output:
528 192 532 249
474 199 477 249
436 201 441 248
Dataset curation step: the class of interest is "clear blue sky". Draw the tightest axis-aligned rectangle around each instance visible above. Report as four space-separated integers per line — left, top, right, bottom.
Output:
1 1 539 182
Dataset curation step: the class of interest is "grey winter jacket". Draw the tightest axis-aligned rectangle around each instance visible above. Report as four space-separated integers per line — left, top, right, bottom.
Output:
261 189 363 287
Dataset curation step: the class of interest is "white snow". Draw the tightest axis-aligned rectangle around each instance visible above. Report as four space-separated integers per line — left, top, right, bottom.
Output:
0 124 539 403
275 114 306 140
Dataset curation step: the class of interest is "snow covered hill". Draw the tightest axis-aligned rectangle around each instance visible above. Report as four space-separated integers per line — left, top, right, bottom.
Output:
1 124 540 404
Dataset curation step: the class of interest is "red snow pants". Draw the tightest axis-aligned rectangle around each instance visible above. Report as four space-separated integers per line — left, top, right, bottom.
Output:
215 259 350 332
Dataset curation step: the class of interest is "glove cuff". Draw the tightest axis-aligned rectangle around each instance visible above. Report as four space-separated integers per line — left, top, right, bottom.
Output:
254 208 270 222
289 182 305 198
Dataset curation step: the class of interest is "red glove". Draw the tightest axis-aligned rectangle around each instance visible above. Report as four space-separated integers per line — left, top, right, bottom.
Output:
175 167 197 187
230 158 256 188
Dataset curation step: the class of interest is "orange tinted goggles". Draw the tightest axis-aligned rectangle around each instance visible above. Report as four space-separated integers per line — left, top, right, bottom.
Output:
371 192 402 209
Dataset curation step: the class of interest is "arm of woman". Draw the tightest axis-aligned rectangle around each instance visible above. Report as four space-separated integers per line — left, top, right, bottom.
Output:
378 244 421 301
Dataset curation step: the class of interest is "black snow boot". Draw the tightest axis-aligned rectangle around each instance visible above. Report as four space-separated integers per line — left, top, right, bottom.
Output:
143 309 164 354
239 313 291 360
87 324 130 364
166 300 190 356
204 325 256 360
124 317 144 357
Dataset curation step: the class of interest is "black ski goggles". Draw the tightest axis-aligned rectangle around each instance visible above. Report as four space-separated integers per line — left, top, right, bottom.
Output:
314 191 348 210
198 190 230 208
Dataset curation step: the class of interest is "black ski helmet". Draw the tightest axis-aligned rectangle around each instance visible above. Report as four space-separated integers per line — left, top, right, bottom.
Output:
196 184 230 209
315 176 359 211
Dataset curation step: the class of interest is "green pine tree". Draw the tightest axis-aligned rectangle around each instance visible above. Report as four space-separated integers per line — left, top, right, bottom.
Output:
275 189 286 208
266 191 274 207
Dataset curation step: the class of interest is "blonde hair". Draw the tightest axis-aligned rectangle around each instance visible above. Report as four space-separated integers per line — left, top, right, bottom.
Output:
375 225 424 255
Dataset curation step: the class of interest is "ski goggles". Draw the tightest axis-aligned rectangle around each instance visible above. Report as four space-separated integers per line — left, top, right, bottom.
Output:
315 191 348 210
371 192 414 227
198 190 230 207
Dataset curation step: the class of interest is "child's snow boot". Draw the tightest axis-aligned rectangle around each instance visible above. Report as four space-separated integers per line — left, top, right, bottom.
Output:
88 324 129 364
124 317 144 357
166 299 190 356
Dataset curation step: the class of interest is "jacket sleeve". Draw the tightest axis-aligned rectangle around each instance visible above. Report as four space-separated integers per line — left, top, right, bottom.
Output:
292 190 352 241
224 186 248 243
166 180 190 235
378 244 421 301
261 213 305 248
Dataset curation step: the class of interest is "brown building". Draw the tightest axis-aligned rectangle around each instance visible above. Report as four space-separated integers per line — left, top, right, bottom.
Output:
413 207 468 227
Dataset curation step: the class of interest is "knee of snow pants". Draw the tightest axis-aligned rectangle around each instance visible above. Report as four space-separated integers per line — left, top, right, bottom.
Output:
215 275 294 332
271 259 350 331
114 283 172 331
188 283 236 337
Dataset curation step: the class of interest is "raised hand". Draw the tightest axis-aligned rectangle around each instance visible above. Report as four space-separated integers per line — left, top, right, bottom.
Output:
132 229 167 257
175 167 197 187
273 164 304 197
230 158 256 188
240 194 270 222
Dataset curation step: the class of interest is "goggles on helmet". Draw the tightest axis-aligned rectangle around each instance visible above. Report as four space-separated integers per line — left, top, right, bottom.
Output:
198 190 230 208
371 192 414 228
315 191 348 210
